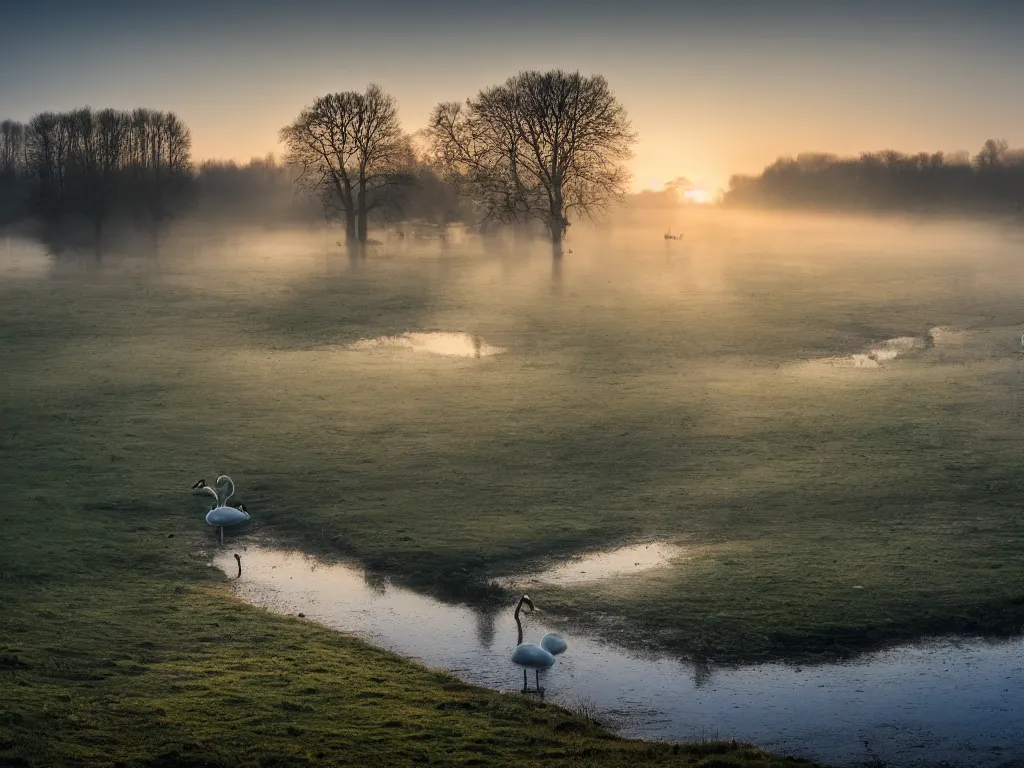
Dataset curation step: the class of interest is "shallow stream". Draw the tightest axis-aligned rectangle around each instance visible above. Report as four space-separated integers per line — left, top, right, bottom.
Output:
213 546 1024 768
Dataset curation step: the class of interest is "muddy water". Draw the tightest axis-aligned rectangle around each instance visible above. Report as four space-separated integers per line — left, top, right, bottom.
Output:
214 547 1024 768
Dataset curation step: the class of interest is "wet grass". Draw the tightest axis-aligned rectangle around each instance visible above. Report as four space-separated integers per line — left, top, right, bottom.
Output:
0 228 817 767
1 582 812 767
4 211 1024 759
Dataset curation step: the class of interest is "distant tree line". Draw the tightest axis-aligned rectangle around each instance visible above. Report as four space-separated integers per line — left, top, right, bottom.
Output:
724 139 1024 214
193 154 320 224
1 71 637 262
0 109 193 252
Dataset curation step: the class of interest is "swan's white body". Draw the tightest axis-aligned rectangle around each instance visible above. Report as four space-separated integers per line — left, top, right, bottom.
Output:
206 505 250 527
512 643 555 669
540 633 568 656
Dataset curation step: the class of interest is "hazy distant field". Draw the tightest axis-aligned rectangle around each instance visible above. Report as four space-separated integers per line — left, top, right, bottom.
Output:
5 208 1024 665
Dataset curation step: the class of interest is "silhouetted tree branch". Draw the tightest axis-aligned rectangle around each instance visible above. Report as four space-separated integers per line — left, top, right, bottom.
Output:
427 69 636 258
0 106 193 255
280 84 411 246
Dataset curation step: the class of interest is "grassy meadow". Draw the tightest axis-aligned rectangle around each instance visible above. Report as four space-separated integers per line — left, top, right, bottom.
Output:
3 208 1024 763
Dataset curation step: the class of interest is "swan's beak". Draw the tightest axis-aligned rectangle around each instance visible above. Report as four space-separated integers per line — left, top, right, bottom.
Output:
191 478 206 489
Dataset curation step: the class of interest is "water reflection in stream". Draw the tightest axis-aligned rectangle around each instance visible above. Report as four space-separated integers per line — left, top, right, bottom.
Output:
214 546 1024 768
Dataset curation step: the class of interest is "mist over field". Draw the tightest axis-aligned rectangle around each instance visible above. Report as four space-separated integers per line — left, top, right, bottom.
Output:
5 2 1024 765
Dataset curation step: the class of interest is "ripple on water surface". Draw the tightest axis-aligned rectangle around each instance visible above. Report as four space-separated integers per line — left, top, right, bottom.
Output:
215 546 1024 768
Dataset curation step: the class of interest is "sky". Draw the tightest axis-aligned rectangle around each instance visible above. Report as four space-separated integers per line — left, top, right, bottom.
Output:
2 0 1024 193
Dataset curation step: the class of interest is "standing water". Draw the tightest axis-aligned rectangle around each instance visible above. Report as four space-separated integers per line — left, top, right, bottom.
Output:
214 547 1024 768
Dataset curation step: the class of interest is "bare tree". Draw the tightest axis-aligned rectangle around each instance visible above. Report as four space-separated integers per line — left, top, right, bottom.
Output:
125 108 193 246
975 138 1009 169
93 108 127 243
280 84 410 246
0 120 28 223
427 69 636 258
25 111 73 234
0 120 26 178
63 107 128 251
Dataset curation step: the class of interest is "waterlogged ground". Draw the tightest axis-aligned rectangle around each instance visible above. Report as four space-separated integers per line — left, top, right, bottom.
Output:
7 209 1024 764
214 545 1024 768
492 541 688 587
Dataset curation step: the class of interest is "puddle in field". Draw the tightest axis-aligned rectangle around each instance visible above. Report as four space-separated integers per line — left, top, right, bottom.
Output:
798 334 928 372
214 546 1024 768
492 542 686 588
348 331 504 358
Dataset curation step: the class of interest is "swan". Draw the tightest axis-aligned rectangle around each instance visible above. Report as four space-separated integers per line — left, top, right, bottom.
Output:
191 476 250 545
540 632 568 656
510 594 555 694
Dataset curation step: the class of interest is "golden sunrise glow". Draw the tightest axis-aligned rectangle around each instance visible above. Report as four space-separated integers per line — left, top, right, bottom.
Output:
683 188 713 205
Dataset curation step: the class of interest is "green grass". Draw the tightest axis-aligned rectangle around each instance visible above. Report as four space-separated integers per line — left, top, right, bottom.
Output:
1 580 811 767
3 210 1024 763
0 219 826 767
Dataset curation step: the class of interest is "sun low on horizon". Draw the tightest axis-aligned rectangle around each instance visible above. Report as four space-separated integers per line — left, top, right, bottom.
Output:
5 0 1023 199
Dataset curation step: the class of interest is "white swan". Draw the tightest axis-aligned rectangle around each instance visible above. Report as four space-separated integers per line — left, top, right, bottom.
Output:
540 632 568 656
191 476 250 545
510 594 556 694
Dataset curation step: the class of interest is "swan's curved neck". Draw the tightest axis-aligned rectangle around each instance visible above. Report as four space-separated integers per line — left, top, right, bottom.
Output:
217 476 235 506
200 486 218 509
513 595 530 645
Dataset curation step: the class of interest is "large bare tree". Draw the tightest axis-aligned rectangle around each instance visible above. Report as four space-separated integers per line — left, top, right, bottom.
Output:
280 84 411 245
427 69 636 258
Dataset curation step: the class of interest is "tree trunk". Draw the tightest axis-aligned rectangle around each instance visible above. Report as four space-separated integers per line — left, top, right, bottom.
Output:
344 210 357 245
551 227 563 260
357 211 367 243
550 207 566 261
550 186 567 262
356 181 368 243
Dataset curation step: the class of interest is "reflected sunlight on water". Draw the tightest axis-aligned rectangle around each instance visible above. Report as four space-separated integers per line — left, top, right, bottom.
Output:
348 331 505 358
493 542 687 587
